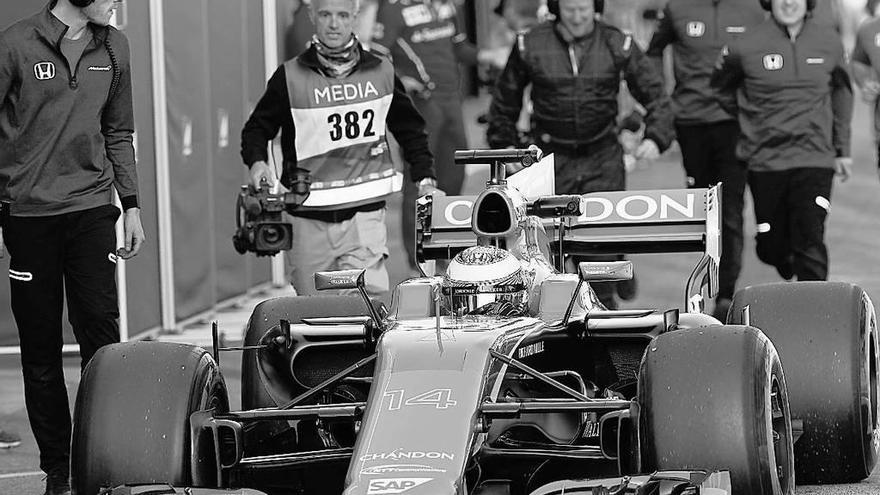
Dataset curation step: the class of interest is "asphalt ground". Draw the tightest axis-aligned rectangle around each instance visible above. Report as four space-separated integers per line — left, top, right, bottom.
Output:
1 95 880 493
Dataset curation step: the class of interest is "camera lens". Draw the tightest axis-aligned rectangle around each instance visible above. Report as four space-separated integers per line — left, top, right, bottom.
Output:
260 226 283 245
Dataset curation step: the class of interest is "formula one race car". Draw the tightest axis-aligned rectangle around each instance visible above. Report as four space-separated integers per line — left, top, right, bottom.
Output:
71 148 879 495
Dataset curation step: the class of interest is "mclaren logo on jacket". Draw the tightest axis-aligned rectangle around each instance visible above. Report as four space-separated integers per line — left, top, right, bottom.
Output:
33 62 55 80
763 54 784 71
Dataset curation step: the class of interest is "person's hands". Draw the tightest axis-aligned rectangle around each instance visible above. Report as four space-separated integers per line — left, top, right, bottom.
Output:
249 161 276 189
117 207 145 260
417 178 445 198
862 80 880 102
400 76 427 95
634 139 660 161
834 157 852 182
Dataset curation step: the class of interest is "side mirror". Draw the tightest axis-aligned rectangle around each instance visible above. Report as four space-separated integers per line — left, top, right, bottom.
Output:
577 261 633 282
314 269 385 331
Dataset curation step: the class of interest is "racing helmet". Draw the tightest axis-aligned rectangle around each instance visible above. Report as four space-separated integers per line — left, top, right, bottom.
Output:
442 246 528 317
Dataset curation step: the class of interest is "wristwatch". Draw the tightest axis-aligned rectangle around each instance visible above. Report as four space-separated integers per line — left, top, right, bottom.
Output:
416 177 438 189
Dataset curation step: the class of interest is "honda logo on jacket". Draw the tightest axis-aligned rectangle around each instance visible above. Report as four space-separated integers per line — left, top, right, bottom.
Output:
686 21 705 37
763 54 784 70
33 62 55 80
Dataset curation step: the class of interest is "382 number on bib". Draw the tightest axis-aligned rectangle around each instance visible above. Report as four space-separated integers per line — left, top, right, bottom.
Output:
328 109 376 141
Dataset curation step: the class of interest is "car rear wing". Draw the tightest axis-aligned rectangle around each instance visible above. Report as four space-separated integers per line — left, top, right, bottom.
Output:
416 186 721 310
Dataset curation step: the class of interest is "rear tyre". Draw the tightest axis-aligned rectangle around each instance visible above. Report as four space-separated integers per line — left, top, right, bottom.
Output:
72 341 228 495
729 282 880 483
640 325 794 495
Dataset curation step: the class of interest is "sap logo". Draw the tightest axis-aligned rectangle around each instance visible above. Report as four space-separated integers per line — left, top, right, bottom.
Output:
763 54 784 71
581 193 696 222
444 199 473 226
686 21 705 37
314 81 379 104
366 478 432 495
33 62 55 80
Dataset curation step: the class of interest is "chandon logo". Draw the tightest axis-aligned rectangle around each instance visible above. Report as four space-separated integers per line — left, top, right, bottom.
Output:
580 193 696 222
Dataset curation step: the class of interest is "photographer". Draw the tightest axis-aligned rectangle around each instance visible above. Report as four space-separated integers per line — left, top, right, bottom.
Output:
0 1 144 494
241 0 437 297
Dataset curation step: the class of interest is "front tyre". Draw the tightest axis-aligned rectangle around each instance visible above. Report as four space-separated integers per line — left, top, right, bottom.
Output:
72 341 228 495
639 325 794 495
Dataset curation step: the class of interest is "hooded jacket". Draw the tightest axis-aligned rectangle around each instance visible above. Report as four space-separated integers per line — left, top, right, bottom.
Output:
711 17 853 171
0 5 137 216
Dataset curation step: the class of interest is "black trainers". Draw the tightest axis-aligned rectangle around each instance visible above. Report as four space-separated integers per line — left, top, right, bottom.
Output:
43 469 71 495
0 429 21 449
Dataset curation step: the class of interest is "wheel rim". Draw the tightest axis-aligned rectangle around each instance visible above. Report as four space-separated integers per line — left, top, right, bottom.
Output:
770 375 793 492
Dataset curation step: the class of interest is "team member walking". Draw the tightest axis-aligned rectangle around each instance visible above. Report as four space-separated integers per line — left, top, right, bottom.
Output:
646 0 765 319
0 1 144 493
487 0 674 308
242 0 438 297
712 0 852 284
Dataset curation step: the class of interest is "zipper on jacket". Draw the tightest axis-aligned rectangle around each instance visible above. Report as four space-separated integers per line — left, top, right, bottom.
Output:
790 34 799 77
568 44 579 76
713 0 720 42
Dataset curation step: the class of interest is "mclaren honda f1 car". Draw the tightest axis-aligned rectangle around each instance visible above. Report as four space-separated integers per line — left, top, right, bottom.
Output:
71 148 878 495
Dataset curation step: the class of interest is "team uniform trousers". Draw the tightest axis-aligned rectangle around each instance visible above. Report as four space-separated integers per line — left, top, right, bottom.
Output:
401 90 469 269
3 204 120 474
675 121 745 300
288 208 390 297
748 167 834 281
550 139 625 309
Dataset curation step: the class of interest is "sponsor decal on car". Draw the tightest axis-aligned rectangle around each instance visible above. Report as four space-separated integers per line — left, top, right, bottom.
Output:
361 449 455 462
361 464 446 475
517 341 544 359
579 192 697 222
367 478 432 495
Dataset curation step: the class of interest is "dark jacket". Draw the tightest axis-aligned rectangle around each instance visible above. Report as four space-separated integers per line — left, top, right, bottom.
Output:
487 21 674 151
646 0 765 125
240 43 435 188
711 17 852 171
0 6 137 216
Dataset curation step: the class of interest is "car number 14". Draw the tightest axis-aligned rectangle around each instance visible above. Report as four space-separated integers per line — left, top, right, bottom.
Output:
384 389 457 410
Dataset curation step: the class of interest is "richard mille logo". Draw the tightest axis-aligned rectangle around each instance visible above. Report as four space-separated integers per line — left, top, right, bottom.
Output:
33 62 55 80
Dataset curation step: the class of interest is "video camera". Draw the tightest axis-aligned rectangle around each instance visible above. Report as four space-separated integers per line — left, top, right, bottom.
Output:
232 168 311 257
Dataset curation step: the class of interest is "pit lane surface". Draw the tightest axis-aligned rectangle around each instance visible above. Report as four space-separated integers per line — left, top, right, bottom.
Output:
1 95 879 493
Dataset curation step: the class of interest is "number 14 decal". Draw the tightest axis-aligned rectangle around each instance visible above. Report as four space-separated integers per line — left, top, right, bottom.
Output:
384 388 457 410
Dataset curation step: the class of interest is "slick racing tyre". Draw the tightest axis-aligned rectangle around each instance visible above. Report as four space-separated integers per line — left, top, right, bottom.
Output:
72 341 228 495
640 325 794 495
241 294 381 409
729 282 880 483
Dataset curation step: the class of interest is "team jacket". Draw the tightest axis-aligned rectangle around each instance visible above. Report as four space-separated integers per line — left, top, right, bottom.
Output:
240 44 435 212
0 6 137 216
487 21 674 151
852 16 880 141
711 17 853 171
372 0 478 95
646 0 765 125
